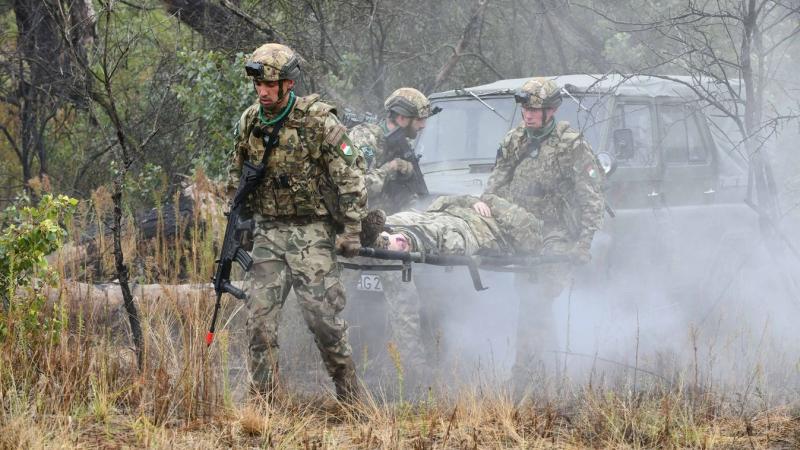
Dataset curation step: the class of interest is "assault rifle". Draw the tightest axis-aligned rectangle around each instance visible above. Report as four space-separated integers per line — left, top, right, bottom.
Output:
207 161 262 345
381 127 428 205
207 115 287 346
343 248 574 292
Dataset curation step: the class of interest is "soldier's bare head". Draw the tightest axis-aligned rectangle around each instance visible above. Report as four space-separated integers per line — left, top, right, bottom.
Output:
380 231 412 252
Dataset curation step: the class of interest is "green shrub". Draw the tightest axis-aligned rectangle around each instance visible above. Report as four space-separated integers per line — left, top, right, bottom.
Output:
0 194 78 343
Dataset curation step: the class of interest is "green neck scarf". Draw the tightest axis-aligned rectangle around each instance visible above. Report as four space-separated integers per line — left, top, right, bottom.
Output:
258 91 296 126
525 118 556 141
523 119 556 158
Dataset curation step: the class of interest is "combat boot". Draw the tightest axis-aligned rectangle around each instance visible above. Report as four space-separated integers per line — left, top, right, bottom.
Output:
332 359 364 404
360 209 387 247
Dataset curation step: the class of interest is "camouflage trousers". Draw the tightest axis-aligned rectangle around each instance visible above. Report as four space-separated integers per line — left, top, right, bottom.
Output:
382 271 428 380
245 219 353 394
511 232 573 392
342 259 428 381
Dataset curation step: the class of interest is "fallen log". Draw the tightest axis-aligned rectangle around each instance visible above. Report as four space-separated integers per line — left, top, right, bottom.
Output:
41 280 246 339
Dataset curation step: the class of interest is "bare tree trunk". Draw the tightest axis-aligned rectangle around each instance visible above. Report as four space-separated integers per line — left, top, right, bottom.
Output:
366 0 389 106
424 0 490 94
9 0 96 190
540 1 568 73
112 176 144 369
740 0 779 222
161 0 276 50
81 4 145 370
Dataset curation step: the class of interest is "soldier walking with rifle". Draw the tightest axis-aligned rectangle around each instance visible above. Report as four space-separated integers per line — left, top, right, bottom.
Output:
215 43 367 403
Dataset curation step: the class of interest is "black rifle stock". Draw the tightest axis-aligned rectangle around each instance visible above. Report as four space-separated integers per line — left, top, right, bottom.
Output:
207 161 264 345
382 127 428 202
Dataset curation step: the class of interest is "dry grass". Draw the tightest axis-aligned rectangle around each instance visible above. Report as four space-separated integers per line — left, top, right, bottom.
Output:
2 315 800 449
4 179 800 449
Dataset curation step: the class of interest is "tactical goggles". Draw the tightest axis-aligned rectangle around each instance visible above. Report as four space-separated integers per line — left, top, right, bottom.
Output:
245 62 264 78
514 91 562 108
514 92 533 104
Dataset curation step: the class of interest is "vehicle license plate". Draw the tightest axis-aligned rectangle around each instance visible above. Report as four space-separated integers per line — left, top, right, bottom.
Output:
356 274 383 292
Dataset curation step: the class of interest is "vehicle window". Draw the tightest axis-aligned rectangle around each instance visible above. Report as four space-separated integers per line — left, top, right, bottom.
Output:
606 102 657 167
556 94 611 151
416 97 516 164
659 104 709 165
418 94 612 166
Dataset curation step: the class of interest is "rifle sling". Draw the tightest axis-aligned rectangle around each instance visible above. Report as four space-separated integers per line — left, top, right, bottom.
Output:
258 116 288 166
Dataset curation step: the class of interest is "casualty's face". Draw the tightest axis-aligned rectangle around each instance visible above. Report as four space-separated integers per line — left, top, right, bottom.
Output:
384 232 411 252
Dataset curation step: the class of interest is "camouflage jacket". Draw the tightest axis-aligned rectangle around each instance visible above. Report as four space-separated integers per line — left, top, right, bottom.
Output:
229 94 367 235
381 194 543 255
349 120 415 212
484 121 604 244
349 122 387 196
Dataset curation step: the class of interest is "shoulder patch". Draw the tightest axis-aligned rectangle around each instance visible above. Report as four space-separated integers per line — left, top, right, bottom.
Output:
584 162 600 180
335 133 357 165
360 145 376 167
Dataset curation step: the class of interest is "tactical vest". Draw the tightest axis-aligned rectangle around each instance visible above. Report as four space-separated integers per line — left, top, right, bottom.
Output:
504 121 582 233
237 95 333 219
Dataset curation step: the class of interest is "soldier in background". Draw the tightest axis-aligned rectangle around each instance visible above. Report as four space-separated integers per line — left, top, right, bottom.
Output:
343 88 437 391
350 87 437 214
229 43 367 403
471 77 605 394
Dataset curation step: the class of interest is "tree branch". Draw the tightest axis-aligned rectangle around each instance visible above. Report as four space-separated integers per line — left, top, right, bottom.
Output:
424 0 489 94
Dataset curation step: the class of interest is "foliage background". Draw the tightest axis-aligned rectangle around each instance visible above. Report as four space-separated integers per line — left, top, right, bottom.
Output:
1 0 795 210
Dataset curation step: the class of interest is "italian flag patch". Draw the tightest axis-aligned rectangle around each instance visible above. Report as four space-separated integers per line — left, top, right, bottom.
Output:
340 141 353 156
586 163 599 179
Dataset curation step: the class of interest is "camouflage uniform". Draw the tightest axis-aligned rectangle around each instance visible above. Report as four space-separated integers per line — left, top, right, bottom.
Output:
345 88 434 386
377 194 543 256
483 77 605 388
230 43 367 400
358 194 542 388
343 119 423 384
348 122 397 198
350 88 434 213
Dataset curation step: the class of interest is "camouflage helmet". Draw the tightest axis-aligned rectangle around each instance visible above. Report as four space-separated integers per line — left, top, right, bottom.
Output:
515 77 562 109
384 87 436 119
245 43 301 82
